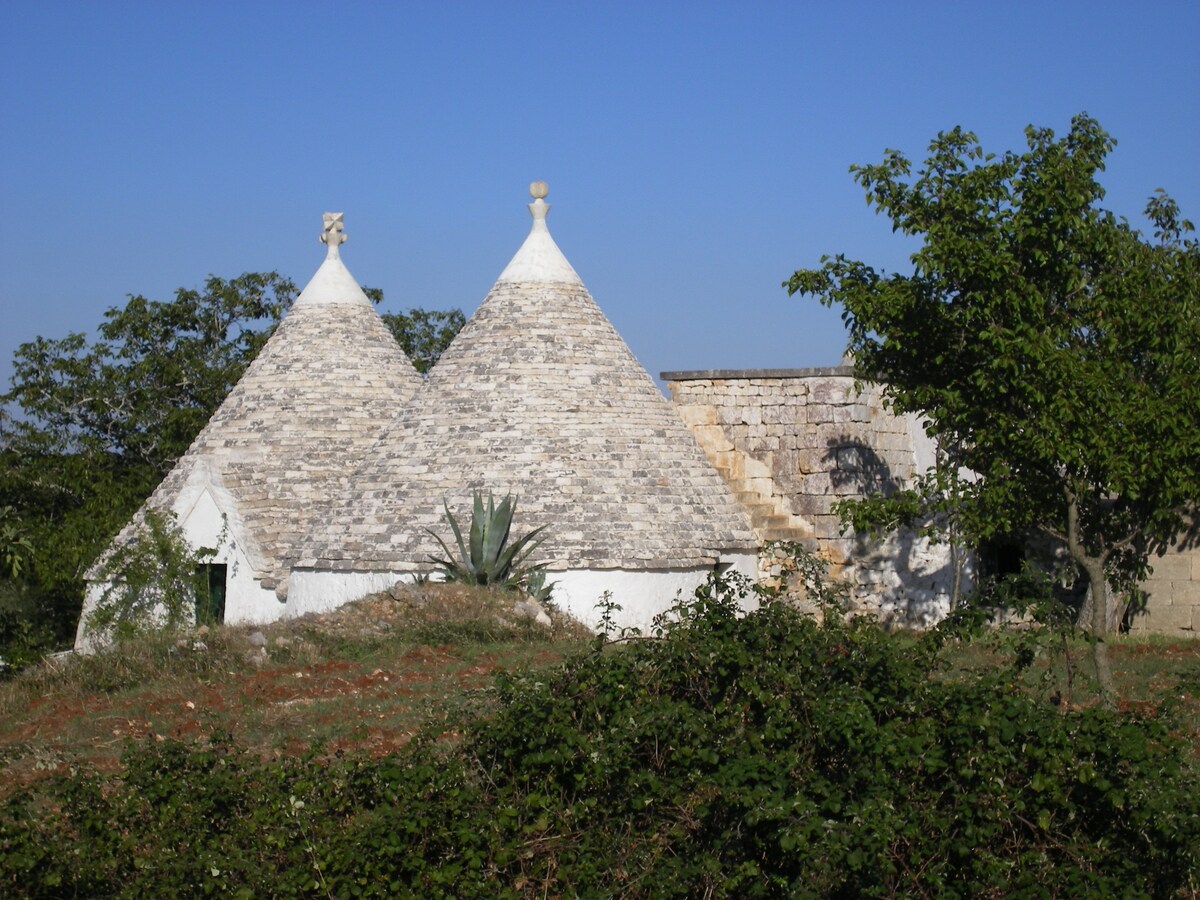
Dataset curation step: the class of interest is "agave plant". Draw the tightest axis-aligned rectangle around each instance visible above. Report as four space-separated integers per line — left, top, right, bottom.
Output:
523 569 556 604
427 491 548 590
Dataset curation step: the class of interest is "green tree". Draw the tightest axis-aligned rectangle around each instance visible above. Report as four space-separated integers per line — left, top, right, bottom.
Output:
4 272 297 475
0 507 34 580
787 114 1200 695
381 306 466 374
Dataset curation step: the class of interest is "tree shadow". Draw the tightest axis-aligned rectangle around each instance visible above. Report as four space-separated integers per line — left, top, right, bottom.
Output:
823 438 901 497
822 436 955 626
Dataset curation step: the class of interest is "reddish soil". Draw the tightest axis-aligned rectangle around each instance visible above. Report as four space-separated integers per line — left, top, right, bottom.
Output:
1 587 584 798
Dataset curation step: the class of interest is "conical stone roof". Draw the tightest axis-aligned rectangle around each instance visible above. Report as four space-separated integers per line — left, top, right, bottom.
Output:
299 186 756 573
108 213 422 590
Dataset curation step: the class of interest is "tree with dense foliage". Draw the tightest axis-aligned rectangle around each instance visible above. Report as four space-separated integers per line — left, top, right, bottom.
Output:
381 306 466 374
0 274 463 663
787 114 1200 693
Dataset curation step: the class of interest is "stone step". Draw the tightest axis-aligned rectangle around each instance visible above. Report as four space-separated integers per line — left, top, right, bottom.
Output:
757 527 813 542
750 513 794 530
732 489 768 506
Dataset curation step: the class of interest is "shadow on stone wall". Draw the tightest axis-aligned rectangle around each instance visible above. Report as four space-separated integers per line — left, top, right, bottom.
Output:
823 435 955 627
824 437 902 497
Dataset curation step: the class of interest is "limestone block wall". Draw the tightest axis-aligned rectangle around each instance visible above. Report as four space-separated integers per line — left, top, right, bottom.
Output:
1129 544 1200 636
664 367 957 625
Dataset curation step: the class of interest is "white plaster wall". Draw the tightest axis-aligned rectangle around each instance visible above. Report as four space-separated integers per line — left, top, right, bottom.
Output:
860 530 959 626
75 475 284 651
177 487 281 625
286 553 759 633
550 552 760 633
75 577 204 653
905 412 938 475
284 569 406 618
75 582 123 652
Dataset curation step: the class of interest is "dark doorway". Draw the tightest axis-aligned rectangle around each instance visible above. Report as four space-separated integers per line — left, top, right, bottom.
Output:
196 564 227 625
978 535 1025 581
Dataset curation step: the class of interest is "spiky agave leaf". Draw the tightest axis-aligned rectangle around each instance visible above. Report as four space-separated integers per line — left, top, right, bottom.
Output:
480 494 515 580
426 498 473 582
444 498 470 565
495 524 549 588
468 492 487 575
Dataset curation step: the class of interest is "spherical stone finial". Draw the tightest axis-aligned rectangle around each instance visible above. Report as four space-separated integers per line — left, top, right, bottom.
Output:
529 181 549 200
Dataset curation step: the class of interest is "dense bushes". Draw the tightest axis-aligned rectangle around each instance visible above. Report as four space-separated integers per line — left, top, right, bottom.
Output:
2 566 1197 896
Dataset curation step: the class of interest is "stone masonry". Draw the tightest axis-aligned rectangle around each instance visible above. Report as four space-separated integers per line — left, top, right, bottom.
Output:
298 189 756 576
1129 544 1200 636
665 366 1200 635
663 366 958 626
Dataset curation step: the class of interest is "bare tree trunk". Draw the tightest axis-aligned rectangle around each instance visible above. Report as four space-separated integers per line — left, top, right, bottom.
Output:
950 541 962 610
1075 569 1125 632
1064 488 1116 705
943 441 965 611
1081 558 1116 705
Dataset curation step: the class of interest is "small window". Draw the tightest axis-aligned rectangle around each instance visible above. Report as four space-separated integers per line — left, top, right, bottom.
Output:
195 563 227 625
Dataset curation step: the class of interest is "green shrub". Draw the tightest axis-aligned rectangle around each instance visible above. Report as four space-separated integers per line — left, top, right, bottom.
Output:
466 573 1199 896
3 554 1197 897
86 509 218 643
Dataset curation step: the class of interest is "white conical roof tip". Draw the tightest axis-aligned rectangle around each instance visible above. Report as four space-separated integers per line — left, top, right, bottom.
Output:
320 212 347 260
496 181 582 284
295 212 372 308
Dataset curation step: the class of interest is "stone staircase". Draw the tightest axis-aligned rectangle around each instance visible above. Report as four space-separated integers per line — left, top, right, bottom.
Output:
673 401 814 546
717 455 813 544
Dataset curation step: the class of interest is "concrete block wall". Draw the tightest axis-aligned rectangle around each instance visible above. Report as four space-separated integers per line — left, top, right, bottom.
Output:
664 367 957 626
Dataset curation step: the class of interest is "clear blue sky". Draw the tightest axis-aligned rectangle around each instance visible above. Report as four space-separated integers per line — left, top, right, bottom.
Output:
2 2 1197 392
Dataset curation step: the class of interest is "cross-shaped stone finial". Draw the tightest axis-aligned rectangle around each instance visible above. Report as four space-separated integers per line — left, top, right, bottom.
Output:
320 212 346 259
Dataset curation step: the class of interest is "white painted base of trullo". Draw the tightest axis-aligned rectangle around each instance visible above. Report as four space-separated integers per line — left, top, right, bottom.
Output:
76 550 761 652
75 477 285 652
75 571 281 653
282 570 405 618
285 553 760 634
548 556 760 633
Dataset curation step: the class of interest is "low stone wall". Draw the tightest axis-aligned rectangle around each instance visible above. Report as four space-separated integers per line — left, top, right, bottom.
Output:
663 367 958 626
